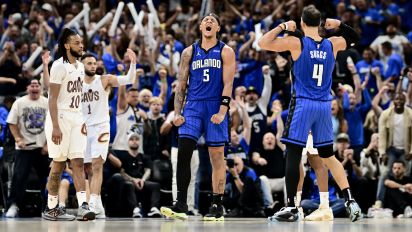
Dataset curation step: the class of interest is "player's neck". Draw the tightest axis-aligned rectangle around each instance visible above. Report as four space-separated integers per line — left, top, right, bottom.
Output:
304 28 322 41
201 37 218 50
84 75 95 83
66 53 77 65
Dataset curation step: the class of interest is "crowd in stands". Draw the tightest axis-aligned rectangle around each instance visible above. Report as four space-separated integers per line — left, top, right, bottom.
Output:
1 0 412 218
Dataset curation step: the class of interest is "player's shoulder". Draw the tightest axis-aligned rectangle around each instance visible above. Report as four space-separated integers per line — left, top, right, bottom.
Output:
51 57 66 68
221 44 235 60
181 45 194 61
183 44 194 54
222 44 235 53
50 58 70 74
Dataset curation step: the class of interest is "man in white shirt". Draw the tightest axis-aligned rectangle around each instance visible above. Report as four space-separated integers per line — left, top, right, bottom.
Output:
370 23 409 68
43 28 94 221
5 79 48 218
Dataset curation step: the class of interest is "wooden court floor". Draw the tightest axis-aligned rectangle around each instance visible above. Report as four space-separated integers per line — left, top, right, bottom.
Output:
1 218 412 232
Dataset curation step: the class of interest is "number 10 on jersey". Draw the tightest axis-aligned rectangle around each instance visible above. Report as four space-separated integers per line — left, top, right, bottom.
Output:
312 64 323 86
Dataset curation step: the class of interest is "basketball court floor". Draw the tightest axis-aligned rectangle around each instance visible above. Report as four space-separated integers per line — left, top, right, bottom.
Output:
1 218 411 232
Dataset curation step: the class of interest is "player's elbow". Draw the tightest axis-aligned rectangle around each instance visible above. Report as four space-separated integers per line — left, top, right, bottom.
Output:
257 38 266 49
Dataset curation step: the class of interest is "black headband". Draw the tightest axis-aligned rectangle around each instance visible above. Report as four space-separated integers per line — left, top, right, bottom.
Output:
202 13 221 26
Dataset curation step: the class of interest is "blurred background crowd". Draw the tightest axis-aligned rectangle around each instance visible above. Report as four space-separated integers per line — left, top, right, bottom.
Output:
1 0 412 219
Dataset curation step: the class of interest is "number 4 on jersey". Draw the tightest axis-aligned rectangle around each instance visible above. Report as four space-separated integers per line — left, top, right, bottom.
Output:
312 64 323 86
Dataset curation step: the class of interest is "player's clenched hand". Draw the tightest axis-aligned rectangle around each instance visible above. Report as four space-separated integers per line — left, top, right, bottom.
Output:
173 114 185 126
285 20 296 32
126 48 137 64
211 113 225 124
324 18 341 30
52 126 63 145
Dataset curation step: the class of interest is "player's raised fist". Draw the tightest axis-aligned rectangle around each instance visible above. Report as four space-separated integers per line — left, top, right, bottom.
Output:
126 48 137 64
173 114 185 127
285 20 296 32
324 18 341 30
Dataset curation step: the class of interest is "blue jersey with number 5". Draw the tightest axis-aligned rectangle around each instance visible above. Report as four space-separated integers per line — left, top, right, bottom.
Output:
292 37 335 101
187 41 225 101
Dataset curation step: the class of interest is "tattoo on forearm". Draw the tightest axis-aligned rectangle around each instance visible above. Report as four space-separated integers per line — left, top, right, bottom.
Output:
174 48 191 114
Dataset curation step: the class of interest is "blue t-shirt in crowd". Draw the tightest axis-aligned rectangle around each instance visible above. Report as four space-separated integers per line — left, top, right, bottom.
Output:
356 59 384 96
385 53 404 79
343 90 371 146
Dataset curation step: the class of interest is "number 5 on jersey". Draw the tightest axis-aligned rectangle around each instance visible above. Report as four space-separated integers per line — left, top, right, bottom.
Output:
312 64 323 86
203 69 209 82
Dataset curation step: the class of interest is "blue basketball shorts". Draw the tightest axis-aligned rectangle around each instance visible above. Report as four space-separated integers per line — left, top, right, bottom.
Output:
179 100 229 147
281 98 333 148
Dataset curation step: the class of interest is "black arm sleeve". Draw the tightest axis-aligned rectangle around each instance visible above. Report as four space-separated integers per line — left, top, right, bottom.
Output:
339 23 360 49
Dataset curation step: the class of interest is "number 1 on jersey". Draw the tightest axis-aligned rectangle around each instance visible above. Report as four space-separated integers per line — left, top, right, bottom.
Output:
312 64 323 86
87 104 91 114
203 69 209 82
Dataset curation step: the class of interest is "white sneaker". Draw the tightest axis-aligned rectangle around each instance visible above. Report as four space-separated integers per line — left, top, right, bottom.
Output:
133 207 142 218
305 206 334 221
298 207 304 219
147 207 161 217
404 206 412 218
90 201 106 219
5 204 18 218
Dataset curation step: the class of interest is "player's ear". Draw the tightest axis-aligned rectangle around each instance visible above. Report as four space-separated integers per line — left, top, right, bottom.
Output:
217 25 220 33
64 43 70 50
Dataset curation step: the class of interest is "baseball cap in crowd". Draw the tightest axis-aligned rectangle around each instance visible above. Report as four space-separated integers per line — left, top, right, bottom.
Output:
42 3 53 12
345 5 356 13
336 133 350 143
246 86 260 97
128 132 140 141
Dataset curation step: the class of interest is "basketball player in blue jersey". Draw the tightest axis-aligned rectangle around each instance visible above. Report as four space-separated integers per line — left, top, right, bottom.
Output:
259 6 362 222
160 13 236 221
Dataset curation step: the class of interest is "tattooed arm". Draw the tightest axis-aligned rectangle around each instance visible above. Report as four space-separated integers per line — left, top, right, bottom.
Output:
173 46 193 126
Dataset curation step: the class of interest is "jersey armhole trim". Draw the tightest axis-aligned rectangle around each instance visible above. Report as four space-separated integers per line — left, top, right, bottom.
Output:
220 42 225 66
189 43 195 65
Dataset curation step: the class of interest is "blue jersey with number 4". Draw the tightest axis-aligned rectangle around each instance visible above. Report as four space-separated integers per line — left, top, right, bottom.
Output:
187 41 225 101
292 37 335 101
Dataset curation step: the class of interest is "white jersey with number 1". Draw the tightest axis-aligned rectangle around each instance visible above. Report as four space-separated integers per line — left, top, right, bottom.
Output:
82 75 110 126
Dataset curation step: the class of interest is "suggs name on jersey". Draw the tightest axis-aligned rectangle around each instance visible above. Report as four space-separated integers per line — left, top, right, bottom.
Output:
192 58 221 70
309 50 327 59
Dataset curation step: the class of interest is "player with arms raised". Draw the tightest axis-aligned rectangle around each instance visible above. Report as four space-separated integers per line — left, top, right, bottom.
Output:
258 5 362 222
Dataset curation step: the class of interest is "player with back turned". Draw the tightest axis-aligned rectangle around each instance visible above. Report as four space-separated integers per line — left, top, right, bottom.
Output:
160 13 236 221
258 5 362 222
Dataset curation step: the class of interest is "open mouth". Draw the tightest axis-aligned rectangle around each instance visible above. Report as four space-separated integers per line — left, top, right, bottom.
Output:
206 26 212 31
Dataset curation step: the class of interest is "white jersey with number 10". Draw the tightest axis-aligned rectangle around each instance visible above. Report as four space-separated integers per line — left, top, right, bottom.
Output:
49 57 85 112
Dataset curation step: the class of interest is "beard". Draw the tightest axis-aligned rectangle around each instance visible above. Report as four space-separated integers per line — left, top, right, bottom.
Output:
70 48 82 58
85 70 95 76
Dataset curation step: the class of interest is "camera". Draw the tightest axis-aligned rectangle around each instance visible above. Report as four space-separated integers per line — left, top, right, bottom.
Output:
227 159 235 168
